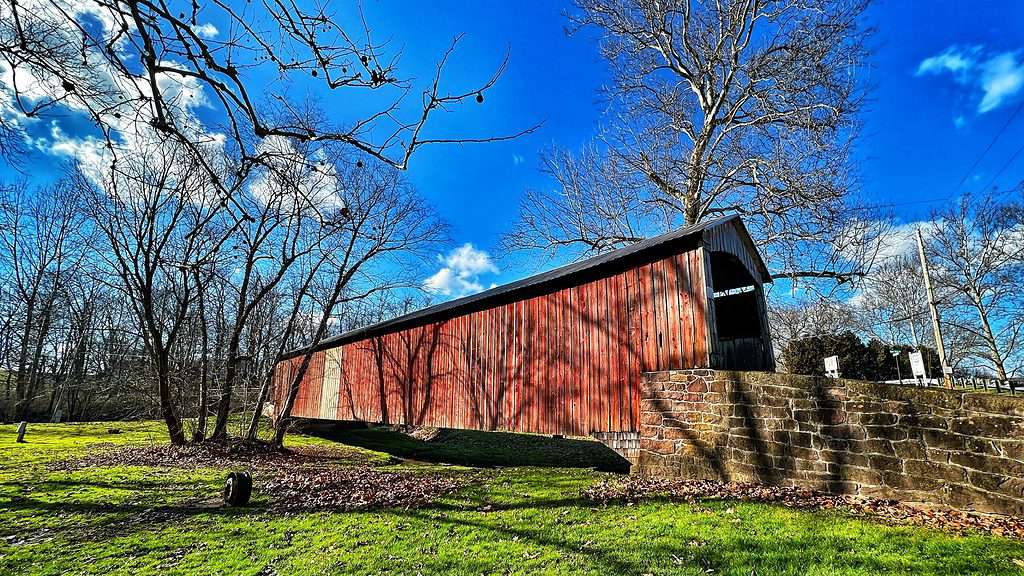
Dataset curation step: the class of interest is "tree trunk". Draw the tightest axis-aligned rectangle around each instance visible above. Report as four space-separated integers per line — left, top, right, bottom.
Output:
683 143 707 226
193 275 210 443
211 338 241 438
271 353 315 447
12 298 35 421
245 366 275 441
194 370 209 442
970 289 1008 380
18 306 53 421
156 352 186 445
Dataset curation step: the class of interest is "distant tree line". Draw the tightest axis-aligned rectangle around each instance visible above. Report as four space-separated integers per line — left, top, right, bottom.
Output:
772 191 1024 379
0 149 443 447
781 332 941 381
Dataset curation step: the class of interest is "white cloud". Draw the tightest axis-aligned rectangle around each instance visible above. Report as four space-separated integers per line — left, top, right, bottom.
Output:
194 23 219 38
424 243 499 298
0 0 227 193
953 115 966 129
424 268 483 297
444 243 499 276
979 52 1024 113
916 45 1024 113
916 46 979 78
872 222 924 261
247 135 345 216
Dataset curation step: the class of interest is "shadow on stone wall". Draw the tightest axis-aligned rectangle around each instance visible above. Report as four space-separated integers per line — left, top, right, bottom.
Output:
636 369 1024 516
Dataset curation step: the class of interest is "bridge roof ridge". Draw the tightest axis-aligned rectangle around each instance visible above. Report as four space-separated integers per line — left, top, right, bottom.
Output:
283 214 763 358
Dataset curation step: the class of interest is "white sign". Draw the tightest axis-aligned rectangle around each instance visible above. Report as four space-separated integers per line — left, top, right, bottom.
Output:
909 351 927 379
824 355 840 378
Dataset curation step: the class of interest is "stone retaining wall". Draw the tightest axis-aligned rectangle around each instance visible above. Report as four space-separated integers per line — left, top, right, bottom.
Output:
636 369 1024 516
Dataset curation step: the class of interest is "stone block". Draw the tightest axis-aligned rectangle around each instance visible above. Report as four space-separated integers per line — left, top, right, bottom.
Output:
868 454 904 473
820 450 870 469
641 439 677 455
952 415 1024 438
820 425 862 440
863 439 896 456
944 484 1024 516
964 469 1019 496
859 412 899 426
997 440 1024 461
921 428 966 451
904 459 966 483
640 412 664 426
882 471 943 492
891 440 927 460
864 425 909 442
899 413 949 431
842 465 883 486
951 452 1024 477
962 393 1024 418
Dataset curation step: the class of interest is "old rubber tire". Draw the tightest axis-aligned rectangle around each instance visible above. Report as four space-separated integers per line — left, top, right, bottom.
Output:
223 471 252 506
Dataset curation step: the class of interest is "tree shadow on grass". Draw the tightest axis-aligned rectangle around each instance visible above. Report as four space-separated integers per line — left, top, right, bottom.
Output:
305 425 631 472
399 494 1024 576
5 476 1021 575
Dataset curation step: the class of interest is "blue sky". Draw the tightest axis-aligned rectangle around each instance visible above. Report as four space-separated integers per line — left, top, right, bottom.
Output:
378 0 1024 297
2 0 1023 299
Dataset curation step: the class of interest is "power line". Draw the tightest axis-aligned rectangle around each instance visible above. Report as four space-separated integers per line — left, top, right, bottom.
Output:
847 196 955 212
852 103 1024 214
953 101 1024 193
980 140 1024 194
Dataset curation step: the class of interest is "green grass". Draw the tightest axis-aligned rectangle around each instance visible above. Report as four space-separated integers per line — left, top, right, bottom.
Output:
1 421 1023 575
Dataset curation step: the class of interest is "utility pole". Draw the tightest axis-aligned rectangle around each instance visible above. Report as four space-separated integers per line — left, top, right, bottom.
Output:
916 228 951 388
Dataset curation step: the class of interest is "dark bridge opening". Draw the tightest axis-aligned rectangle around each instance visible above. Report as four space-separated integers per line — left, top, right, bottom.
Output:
709 251 773 371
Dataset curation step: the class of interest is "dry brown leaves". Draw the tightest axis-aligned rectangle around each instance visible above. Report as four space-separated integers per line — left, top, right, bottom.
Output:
266 467 463 511
50 440 462 512
49 440 365 473
583 477 1024 540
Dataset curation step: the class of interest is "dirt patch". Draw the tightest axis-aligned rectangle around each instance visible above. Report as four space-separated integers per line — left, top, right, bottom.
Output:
49 440 368 473
49 440 463 512
584 477 1024 540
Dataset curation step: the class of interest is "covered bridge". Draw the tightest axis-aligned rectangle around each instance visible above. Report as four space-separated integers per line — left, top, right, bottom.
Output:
272 215 774 437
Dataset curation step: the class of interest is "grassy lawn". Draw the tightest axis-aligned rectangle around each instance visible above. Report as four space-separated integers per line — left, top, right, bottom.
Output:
1 422 1023 575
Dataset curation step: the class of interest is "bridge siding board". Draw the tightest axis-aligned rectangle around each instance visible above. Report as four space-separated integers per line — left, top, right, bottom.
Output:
280 249 712 433
277 219 772 435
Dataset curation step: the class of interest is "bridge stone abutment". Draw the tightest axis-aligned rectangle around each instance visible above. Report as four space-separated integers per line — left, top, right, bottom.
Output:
636 369 1024 516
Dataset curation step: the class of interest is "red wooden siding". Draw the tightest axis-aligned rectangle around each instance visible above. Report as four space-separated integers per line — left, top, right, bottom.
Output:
275 248 713 435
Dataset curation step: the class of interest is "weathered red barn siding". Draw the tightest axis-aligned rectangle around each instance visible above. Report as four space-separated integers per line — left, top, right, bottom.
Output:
276 249 710 435
272 215 773 436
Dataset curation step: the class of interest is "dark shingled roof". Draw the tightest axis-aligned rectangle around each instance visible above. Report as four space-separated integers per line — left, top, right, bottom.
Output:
283 214 767 358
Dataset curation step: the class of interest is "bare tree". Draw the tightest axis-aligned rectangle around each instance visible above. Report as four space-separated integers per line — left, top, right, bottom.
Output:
0 117 20 163
0 1 534 189
926 194 1024 379
267 157 446 447
210 135 347 438
768 297 857 368
506 0 878 287
79 143 225 444
0 180 89 420
855 255 930 346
